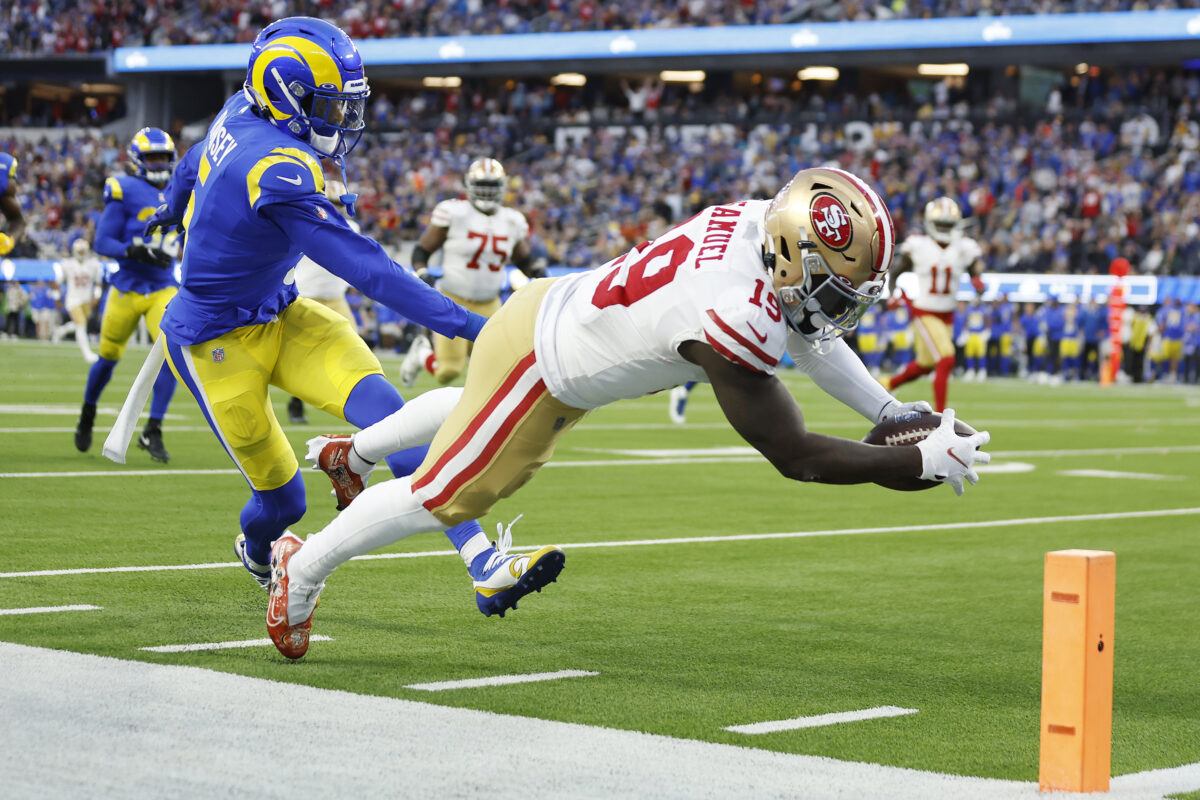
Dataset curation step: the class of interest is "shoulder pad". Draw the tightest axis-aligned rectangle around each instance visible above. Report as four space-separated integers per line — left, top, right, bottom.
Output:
103 176 124 203
246 147 325 212
430 199 462 228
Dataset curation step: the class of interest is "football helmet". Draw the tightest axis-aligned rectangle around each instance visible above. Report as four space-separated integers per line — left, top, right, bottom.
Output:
761 167 894 343
126 127 176 188
243 17 369 158
923 196 962 245
465 158 506 213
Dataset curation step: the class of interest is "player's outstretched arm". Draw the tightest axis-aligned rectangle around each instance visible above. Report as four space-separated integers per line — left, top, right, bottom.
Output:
680 340 921 486
145 143 202 237
93 201 129 259
789 335 930 423
264 199 486 341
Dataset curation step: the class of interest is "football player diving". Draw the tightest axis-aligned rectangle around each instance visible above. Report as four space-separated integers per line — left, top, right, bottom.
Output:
273 167 992 659
142 17 546 615
74 127 181 463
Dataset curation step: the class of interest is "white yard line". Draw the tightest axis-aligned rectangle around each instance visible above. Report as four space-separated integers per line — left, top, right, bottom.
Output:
404 669 599 692
4 442 1200 480
725 706 919 734
3 507 1198 581
0 604 102 616
0 642 1194 799
1058 470 1184 481
140 636 332 653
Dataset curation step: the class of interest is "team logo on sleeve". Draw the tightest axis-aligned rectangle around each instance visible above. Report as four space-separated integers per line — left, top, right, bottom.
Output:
314 205 328 220
809 193 853 251
211 347 225 363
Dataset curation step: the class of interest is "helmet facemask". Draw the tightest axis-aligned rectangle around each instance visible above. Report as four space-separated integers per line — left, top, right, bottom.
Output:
923 197 962 245
465 158 506 213
767 235 885 343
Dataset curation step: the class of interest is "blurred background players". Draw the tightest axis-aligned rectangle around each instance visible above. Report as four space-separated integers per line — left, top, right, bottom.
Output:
1059 296 1083 381
1081 295 1107 380
28 280 56 341
400 158 541 387
962 298 989 381
52 238 104 363
74 127 179 463
1156 297 1186 382
287 215 363 425
881 197 984 411
987 294 1014 378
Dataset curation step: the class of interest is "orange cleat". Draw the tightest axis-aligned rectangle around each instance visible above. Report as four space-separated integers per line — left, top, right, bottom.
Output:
266 532 321 660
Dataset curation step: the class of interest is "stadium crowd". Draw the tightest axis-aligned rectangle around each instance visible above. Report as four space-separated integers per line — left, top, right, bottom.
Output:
3 0 1196 55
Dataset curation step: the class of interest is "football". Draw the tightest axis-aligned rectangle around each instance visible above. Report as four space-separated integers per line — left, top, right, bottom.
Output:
863 411 979 491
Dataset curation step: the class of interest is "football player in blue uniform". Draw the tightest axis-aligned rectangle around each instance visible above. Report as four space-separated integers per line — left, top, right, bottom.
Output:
0 150 27 256
147 18 554 613
74 128 180 462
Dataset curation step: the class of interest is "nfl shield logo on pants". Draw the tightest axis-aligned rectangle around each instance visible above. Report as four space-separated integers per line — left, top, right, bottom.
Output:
211 347 225 363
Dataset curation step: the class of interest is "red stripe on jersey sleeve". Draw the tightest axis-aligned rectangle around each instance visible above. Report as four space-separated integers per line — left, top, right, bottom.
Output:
705 309 779 367
704 331 766 374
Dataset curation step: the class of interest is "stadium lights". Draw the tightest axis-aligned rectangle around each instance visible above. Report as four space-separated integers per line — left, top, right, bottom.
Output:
917 63 970 77
550 73 587 87
660 70 705 83
422 76 462 88
797 67 839 81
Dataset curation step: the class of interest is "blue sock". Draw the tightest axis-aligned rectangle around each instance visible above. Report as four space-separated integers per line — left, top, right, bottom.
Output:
84 357 117 405
148 362 176 420
239 471 307 566
342 374 486 546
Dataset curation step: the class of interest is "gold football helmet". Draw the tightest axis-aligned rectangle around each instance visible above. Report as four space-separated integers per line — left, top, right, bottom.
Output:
762 167 894 342
465 158 506 213
923 196 962 244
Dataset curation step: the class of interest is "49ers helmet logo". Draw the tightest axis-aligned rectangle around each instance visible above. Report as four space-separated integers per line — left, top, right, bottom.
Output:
809 192 853 251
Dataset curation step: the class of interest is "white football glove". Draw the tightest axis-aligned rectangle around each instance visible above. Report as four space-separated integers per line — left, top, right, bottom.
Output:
876 398 933 424
914 408 991 496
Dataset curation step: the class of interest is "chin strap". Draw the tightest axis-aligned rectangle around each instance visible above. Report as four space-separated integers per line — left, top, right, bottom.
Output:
332 156 358 217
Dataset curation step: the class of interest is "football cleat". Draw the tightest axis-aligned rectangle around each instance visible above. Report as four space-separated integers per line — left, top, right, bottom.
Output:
137 427 170 463
266 532 323 660
399 334 432 388
305 434 373 510
74 403 95 453
234 533 271 590
287 396 308 425
473 515 565 618
668 385 690 425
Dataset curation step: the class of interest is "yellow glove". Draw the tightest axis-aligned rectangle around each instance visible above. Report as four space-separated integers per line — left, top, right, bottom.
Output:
0 232 12 256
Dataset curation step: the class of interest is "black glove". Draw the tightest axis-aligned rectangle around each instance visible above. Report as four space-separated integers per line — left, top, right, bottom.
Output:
143 204 184 238
126 243 173 269
415 268 437 287
524 265 547 280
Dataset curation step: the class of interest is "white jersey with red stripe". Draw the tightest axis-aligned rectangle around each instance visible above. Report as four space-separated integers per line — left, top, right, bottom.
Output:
535 200 788 410
60 256 104 308
900 234 982 313
431 198 529 302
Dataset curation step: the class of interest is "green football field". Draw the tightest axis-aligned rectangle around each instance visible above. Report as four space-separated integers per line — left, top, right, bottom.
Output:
2 339 1198 796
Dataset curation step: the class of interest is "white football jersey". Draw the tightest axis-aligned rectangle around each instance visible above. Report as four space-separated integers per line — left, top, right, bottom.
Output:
431 199 529 302
59 256 103 308
535 200 789 410
294 255 349 301
899 234 982 313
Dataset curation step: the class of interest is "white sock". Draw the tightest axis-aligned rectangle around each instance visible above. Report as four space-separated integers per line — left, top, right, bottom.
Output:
347 442 374 475
355 387 463 463
74 323 94 359
459 532 493 570
290 477 443 585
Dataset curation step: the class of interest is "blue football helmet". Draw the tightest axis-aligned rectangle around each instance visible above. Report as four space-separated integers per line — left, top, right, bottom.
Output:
243 17 369 158
127 127 176 187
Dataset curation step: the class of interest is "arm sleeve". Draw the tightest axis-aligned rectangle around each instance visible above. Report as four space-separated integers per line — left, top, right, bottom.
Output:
262 197 483 340
93 196 128 259
163 144 202 216
787 333 896 423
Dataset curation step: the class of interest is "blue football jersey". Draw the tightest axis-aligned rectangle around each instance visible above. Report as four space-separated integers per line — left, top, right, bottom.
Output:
162 93 326 344
0 152 16 196
97 174 177 295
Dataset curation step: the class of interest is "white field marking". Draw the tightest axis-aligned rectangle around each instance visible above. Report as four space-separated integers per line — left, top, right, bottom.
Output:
5 507 1200 581
1 642 1196 799
0 425 217 434
973 461 1035 474
404 669 599 692
140 636 332 653
0 404 184 419
725 706 919 734
1058 469 1184 481
5 442 1199 479
0 604 102 616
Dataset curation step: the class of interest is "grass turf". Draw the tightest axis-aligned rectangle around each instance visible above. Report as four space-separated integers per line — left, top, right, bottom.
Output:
1 339 1198 783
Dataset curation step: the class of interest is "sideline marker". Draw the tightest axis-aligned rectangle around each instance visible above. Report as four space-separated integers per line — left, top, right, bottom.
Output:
1038 549 1115 793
